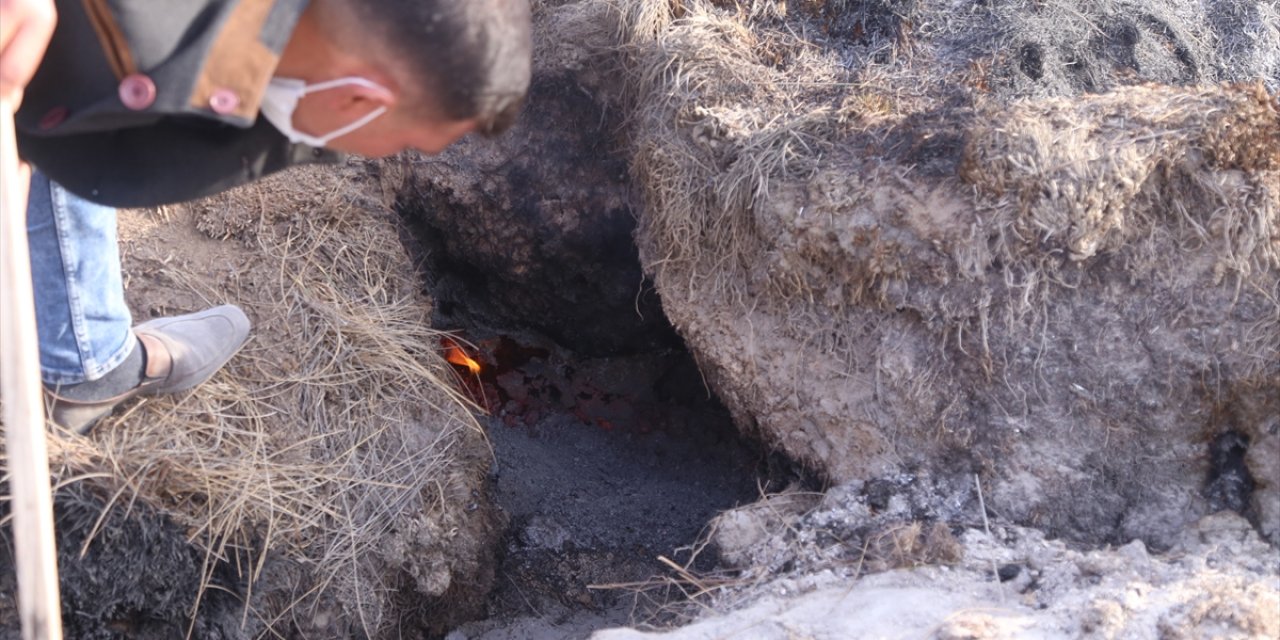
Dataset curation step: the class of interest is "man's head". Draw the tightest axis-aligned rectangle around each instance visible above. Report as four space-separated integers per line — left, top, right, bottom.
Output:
274 0 533 156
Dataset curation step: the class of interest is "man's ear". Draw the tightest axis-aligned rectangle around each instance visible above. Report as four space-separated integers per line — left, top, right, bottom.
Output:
340 73 396 113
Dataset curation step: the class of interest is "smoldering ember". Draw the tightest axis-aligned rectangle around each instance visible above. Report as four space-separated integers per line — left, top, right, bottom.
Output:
2 1 1278 638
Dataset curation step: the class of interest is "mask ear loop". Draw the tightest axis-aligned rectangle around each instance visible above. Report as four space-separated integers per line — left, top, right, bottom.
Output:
314 105 388 145
293 77 391 146
300 76 388 96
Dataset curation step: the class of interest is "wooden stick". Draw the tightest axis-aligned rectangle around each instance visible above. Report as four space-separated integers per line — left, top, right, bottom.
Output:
1 99 64 638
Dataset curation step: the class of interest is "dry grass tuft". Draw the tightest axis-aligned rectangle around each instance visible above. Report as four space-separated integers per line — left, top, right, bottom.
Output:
617 0 1279 317
607 0 1280 544
960 83 1280 267
864 521 962 570
614 0 1280 379
5 166 486 636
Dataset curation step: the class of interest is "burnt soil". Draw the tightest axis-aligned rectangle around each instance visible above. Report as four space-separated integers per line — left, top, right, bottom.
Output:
439 335 797 639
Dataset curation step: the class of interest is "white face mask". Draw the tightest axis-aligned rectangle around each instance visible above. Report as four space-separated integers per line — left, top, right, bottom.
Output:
260 76 389 148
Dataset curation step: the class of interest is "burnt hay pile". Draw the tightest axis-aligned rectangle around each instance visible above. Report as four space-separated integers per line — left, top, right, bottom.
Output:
1 167 497 638
613 0 1279 551
1 0 1277 637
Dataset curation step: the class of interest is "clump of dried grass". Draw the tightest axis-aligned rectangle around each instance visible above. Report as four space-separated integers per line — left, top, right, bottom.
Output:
617 0 1279 320
607 0 1280 543
611 0 1280 393
9 167 485 636
960 83 1279 267
617 0 869 307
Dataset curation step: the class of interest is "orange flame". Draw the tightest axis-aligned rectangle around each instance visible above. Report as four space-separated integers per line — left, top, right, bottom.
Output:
444 342 482 375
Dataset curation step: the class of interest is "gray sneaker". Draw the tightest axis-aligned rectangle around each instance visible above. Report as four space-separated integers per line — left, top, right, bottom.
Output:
134 304 251 394
47 305 251 433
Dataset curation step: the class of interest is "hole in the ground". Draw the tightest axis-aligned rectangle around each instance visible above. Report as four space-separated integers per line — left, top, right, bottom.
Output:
384 64 813 635
1203 431 1254 516
1019 42 1045 80
434 330 812 638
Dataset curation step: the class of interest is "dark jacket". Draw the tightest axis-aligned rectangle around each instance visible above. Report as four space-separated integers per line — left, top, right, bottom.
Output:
15 0 339 207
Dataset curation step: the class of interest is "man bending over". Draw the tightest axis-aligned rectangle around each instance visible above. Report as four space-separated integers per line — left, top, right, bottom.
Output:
2 0 532 431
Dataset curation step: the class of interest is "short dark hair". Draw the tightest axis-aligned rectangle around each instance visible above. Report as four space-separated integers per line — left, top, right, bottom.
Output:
322 0 533 135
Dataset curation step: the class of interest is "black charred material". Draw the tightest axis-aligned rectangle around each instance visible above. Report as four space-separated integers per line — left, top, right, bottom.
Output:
0 482 251 639
997 563 1022 582
797 0 921 46
1203 431 1255 515
393 73 680 357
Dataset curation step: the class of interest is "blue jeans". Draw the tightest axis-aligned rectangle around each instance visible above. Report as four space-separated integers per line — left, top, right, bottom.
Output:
26 171 136 385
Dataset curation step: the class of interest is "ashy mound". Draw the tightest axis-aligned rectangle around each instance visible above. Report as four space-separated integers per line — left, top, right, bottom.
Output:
617 0 1279 550
596 505 1280 640
2 164 500 638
